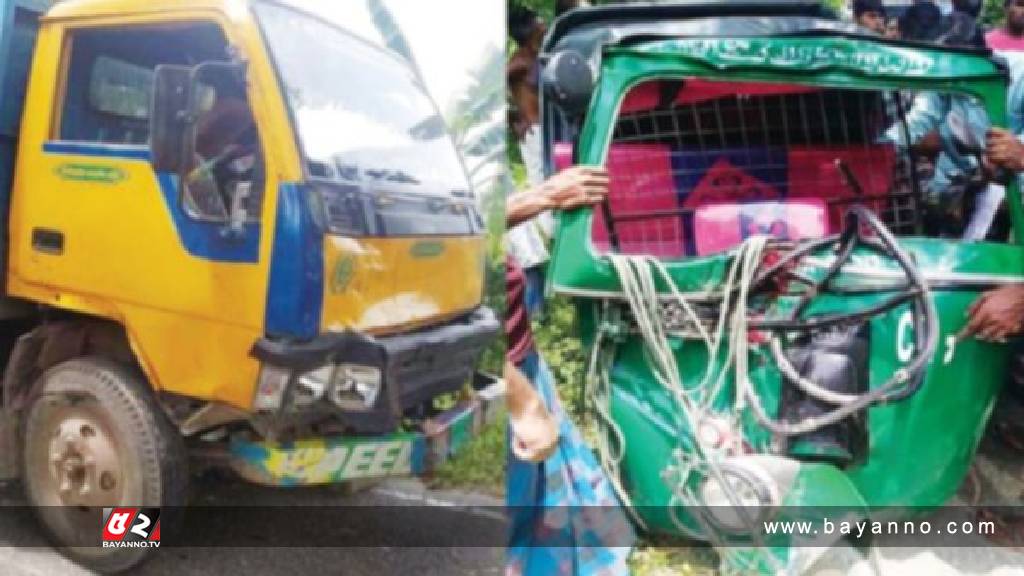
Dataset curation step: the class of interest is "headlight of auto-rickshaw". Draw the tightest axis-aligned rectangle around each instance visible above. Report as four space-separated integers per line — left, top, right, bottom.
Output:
698 458 782 535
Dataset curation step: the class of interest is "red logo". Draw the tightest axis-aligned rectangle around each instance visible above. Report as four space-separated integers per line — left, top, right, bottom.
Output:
102 508 161 547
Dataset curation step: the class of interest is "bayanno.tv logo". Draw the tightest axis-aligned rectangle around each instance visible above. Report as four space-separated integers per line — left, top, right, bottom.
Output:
101 508 161 549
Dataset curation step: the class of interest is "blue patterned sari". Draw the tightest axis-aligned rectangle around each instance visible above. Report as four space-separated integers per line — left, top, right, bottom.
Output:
507 350 635 575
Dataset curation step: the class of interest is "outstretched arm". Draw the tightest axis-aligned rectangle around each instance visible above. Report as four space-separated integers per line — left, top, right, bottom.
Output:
507 166 610 228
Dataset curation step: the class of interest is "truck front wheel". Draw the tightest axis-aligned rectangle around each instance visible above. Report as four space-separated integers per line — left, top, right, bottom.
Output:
21 357 187 573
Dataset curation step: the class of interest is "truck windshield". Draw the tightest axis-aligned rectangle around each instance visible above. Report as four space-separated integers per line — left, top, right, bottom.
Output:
253 2 469 197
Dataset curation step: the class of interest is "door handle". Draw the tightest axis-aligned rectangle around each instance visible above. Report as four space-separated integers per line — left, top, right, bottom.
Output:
32 228 64 255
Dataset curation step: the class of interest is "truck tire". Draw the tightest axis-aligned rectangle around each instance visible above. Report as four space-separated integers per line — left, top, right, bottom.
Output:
21 357 187 574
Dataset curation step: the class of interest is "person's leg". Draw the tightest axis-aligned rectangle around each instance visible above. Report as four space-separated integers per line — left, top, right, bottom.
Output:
506 351 556 575
506 447 547 575
529 354 636 574
523 264 547 317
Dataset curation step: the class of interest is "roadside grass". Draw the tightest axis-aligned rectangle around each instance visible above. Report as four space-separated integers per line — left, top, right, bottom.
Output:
534 297 721 575
427 409 506 497
630 543 719 576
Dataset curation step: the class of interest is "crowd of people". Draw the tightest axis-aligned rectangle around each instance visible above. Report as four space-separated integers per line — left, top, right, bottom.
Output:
856 1 1024 340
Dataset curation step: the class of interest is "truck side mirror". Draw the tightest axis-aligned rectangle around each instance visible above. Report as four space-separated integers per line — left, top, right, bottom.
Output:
150 65 193 173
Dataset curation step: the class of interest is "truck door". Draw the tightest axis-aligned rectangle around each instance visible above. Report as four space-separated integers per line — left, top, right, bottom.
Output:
10 19 274 407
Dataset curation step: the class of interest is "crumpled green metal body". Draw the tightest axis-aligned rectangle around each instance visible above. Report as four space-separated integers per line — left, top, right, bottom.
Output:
547 35 1020 570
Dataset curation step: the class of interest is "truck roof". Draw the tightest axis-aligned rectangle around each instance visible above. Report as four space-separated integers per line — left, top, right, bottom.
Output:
42 0 421 82
45 0 248 20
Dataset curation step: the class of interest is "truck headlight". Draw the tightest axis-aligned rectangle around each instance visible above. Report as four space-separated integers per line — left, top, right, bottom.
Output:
328 364 381 411
253 365 292 412
294 366 332 408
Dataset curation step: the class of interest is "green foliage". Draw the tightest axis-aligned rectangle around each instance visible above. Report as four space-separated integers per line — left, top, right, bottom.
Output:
532 295 588 417
366 0 420 75
983 0 1007 27
446 46 505 181
479 256 507 375
629 545 719 576
822 0 845 12
429 409 507 495
508 0 555 21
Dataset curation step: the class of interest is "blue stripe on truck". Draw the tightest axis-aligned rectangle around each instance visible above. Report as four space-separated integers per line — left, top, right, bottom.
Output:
265 183 323 340
43 141 153 160
43 142 325 339
42 141 262 264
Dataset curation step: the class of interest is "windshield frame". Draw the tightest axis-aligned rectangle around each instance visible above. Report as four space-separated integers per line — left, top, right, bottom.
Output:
544 40 1014 297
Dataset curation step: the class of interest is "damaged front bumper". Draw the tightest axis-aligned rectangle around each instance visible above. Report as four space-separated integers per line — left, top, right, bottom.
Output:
249 306 500 434
228 372 504 486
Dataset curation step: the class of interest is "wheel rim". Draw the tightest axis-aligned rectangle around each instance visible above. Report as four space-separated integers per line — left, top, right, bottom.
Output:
25 396 140 545
46 407 124 507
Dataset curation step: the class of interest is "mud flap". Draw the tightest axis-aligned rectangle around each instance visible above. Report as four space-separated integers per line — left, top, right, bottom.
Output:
720 462 871 576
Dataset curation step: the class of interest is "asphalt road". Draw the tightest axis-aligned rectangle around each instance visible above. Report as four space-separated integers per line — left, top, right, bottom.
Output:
0 474 504 576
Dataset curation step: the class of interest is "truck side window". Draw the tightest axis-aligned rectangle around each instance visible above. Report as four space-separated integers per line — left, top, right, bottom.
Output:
183 68 264 222
56 23 264 221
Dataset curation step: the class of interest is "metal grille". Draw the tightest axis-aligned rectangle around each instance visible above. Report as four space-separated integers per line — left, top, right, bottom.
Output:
596 79 922 257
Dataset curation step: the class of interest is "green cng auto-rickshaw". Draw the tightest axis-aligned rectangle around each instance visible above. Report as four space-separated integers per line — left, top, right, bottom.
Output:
539 1 1021 573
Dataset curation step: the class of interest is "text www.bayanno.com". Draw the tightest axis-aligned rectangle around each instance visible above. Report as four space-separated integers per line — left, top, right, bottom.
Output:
764 519 996 539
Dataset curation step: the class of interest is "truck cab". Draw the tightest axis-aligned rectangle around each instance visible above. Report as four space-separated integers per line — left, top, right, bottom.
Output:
0 0 500 571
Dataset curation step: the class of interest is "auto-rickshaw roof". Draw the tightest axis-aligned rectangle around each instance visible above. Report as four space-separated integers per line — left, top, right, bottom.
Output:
543 0 999 75
546 0 834 52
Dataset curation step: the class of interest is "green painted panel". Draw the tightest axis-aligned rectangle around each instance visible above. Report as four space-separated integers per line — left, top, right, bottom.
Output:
548 35 1021 550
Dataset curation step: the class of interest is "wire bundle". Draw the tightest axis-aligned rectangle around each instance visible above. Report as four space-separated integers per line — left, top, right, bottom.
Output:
590 236 781 569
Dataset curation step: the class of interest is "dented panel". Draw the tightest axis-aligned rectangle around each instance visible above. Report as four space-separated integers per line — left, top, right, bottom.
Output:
321 235 486 334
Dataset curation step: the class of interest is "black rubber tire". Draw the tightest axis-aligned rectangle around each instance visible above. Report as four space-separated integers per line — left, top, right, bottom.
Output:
21 357 187 574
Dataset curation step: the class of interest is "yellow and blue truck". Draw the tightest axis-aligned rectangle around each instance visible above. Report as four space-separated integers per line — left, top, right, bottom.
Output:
0 0 502 571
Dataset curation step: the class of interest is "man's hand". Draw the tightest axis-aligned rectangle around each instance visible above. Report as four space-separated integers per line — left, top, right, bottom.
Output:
986 128 1024 173
506 165 611 227
961 284 1024 343
539 165 610 210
